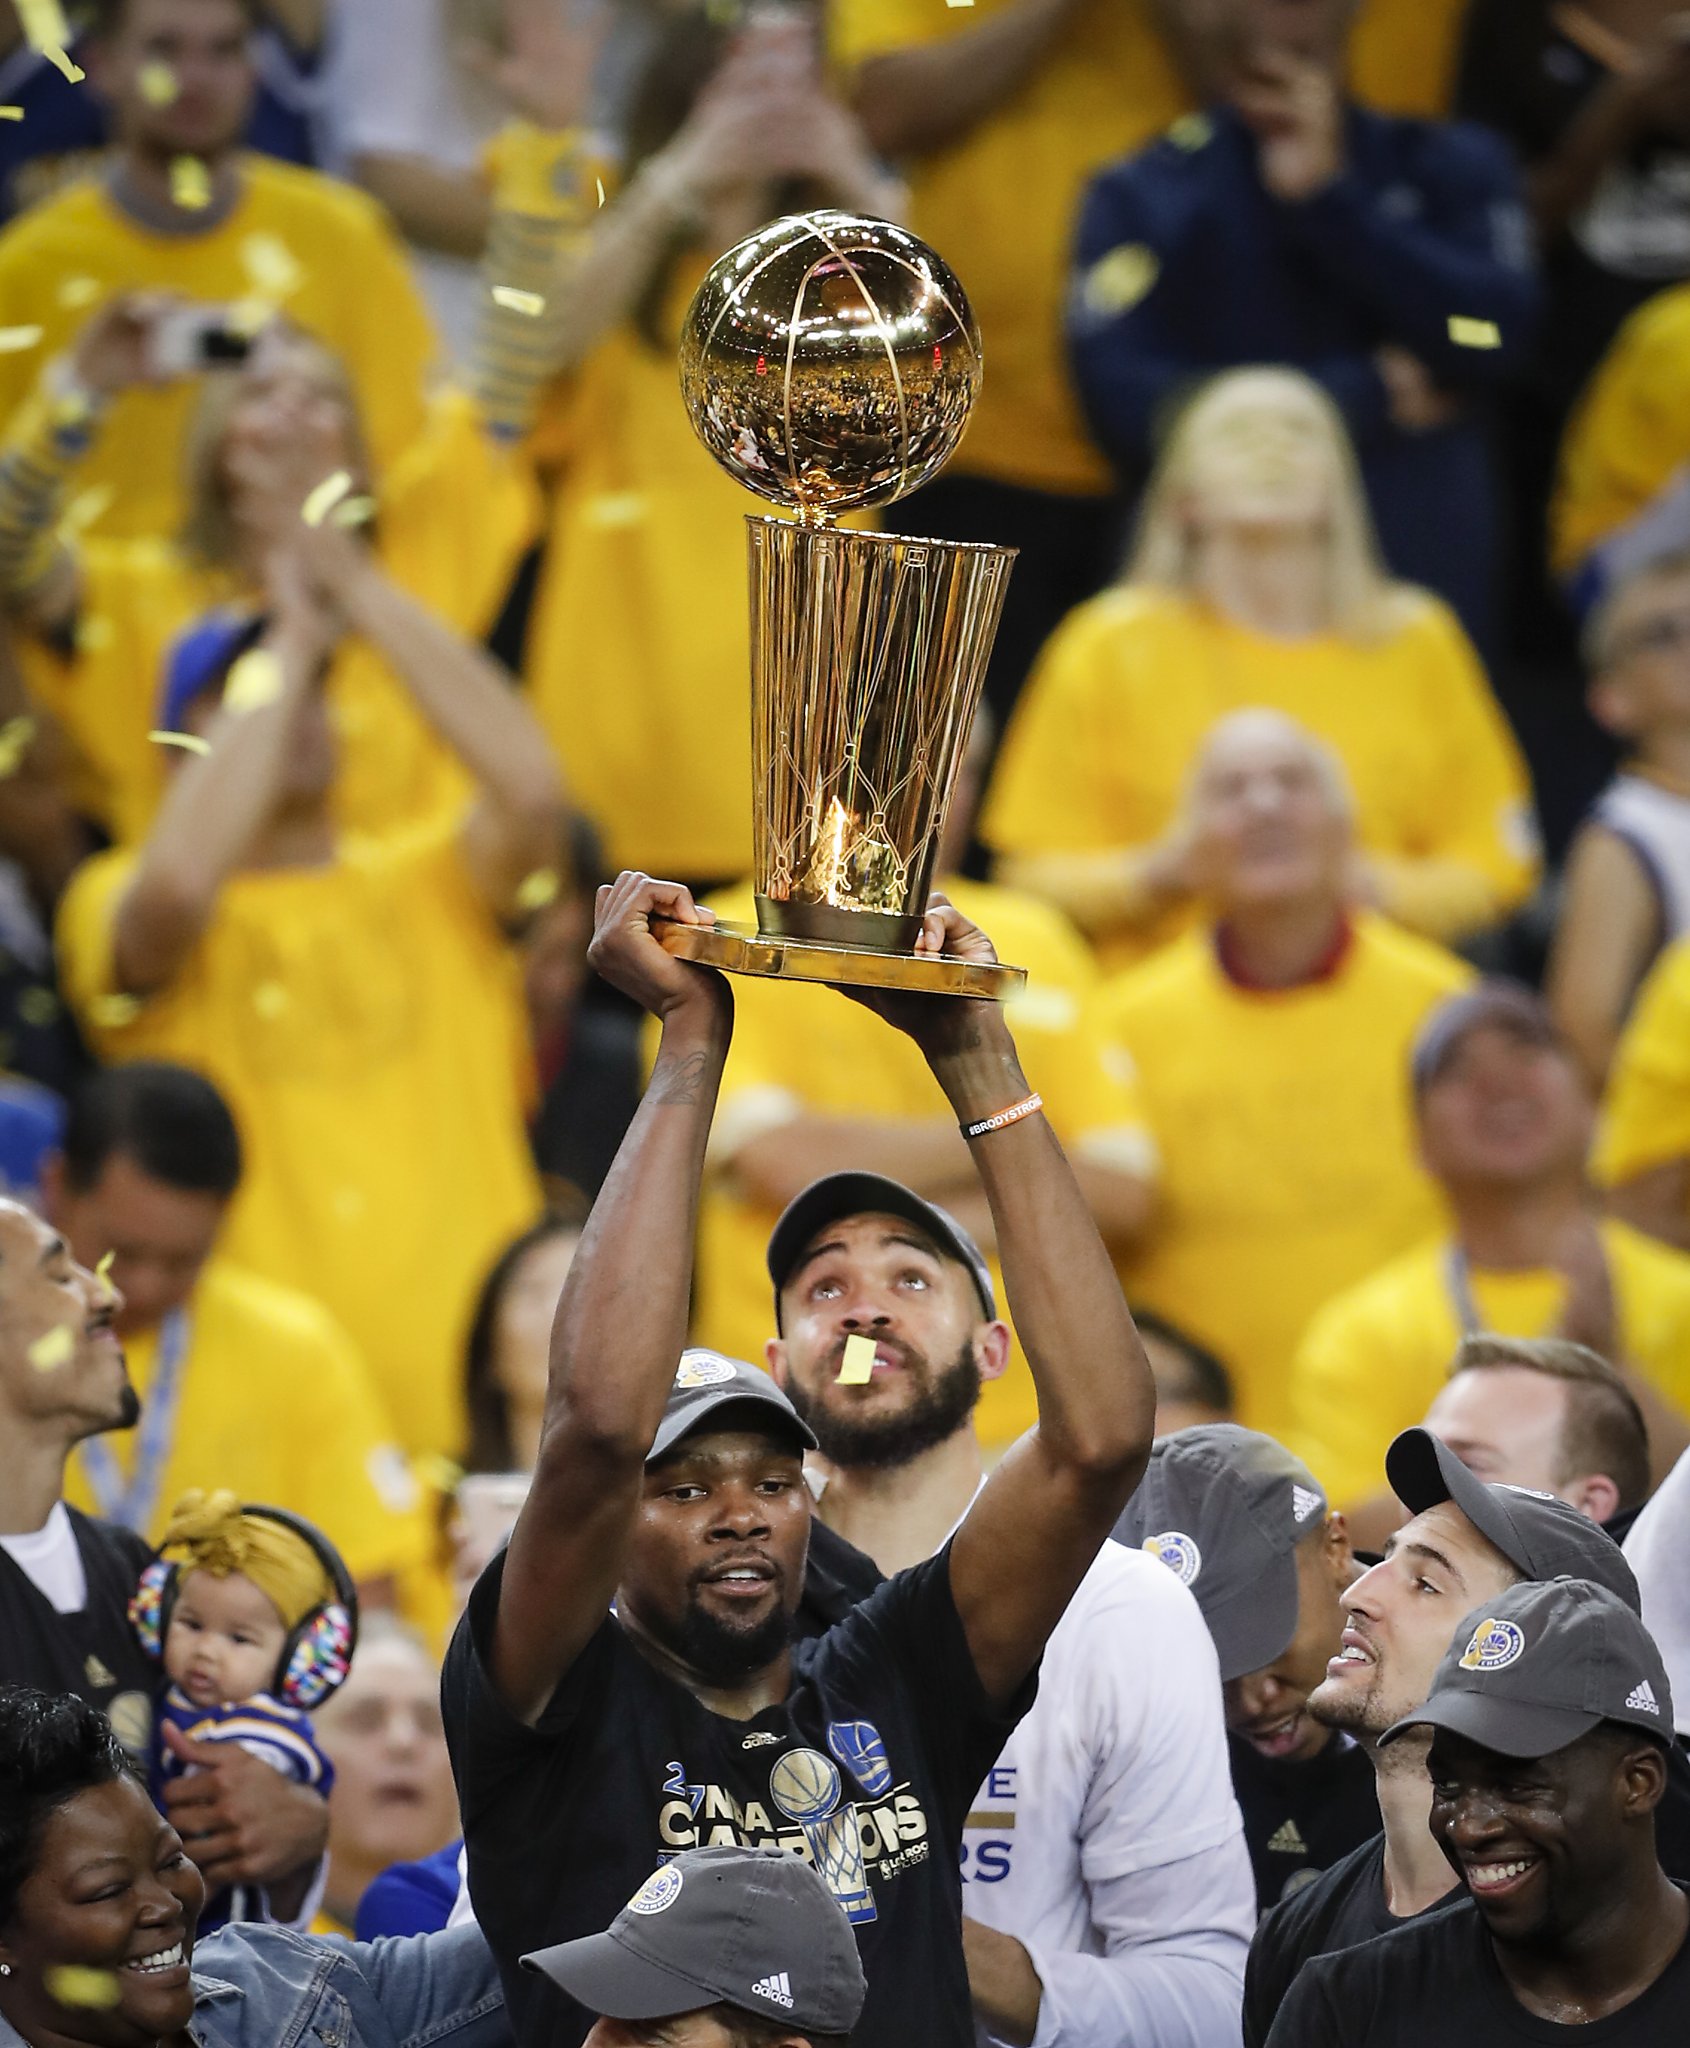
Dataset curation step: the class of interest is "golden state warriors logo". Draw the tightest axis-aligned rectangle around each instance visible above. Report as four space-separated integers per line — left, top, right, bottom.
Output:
1459 1618 1526 1673
770 1749 877 1926
1142 1531 1202 1587
675 1353 737 1389
628 1865 684 1914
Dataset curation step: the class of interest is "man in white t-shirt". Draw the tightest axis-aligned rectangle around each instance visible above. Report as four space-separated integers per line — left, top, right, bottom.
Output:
764 1172 1254 2048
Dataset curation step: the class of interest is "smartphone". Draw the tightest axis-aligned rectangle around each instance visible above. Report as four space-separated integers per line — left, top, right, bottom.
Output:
148 304 254 378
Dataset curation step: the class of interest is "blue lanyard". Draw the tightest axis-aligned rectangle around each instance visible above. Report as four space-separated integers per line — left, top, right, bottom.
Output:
76 1308 192 1533
1444 1247 1482 1339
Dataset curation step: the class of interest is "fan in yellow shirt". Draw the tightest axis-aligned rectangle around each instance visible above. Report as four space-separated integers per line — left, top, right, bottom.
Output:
985 368 1539 971
1553 282 1690 594
1291 982 1690 1515
1100 710 1472 1441
0 0 437 544
1594 933 1690 1253
0 300 535 846
56 481 563 1466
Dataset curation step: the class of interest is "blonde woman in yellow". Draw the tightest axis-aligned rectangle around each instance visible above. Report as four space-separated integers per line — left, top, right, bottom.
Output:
0 293 537 845
477 6 901 887
981 366 1541 970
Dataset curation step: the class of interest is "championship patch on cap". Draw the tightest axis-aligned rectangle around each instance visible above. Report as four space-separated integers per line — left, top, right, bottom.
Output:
674 1356 736 1390
627 1865 684 1915
1459 1617 1526 1673
1143 1531 1202 1586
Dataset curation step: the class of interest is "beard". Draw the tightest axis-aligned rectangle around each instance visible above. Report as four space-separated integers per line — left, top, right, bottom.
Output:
786 1336 982 1470
1308 1666 1404 1744
668 1594 794 1688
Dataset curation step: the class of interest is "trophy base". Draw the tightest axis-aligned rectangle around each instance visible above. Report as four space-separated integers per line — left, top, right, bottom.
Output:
655 919 1026 999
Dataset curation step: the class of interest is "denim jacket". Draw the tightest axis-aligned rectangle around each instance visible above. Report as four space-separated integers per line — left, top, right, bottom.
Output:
0 1923 509 2048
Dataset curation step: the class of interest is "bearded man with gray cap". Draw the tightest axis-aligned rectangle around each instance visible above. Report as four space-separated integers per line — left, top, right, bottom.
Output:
441 874 1157 2048
762 1172 1253 2048
1113 1426 1377 1909
1265 1578 1690 2043
1242 1426 1690 2043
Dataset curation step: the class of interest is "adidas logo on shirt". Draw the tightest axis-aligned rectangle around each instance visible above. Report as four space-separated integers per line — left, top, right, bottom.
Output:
751 1973 794 2009
1267 1820 1308 1857
1626 1679 1661 1715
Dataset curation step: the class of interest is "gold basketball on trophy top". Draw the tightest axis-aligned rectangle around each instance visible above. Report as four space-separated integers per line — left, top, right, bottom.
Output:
678 210 982 518
662 212 1023 1000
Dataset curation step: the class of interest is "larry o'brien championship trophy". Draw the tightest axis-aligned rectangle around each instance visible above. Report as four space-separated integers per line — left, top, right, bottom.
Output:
658 211 1024 999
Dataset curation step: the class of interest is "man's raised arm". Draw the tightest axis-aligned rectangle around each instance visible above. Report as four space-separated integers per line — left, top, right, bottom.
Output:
487 873 729 1724
854 898 1156 1704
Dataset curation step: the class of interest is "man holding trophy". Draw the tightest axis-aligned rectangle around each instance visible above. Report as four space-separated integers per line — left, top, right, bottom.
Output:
439 213 1160 2048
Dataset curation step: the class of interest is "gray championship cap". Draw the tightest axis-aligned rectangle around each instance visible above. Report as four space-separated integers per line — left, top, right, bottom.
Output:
1410 981 1560 1097
1387 1428 1640 1611
648 1350 817 1465
766 1172 996 1320
1111 1424 1329 1681
1380 1576 1674 1758
522 1844 868 2035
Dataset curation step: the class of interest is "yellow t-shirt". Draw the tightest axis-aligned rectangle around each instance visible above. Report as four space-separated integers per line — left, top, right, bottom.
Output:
1553 282 1690 579
56 819 544 1462
0 157 439 544
1100 913 1471 1439
62 1260 430 1584
691 877 1155 1451
18 390 533 845
1594 934 1690 1203
981 587 1540 971
1346 0 1474 118
1288 1220 1690 1506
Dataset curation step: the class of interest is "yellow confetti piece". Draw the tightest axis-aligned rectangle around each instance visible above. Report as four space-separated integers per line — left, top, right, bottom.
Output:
253 981 287 1018
330 494 376 529
43 45 83 83
28 1324 74 1372
45 1966 122 2011
76 614 114 653
1448 316 1501 349
416 1452 465 1496
170 156 211 210
139 59 178 106
595 176 607 208
0 714 35 777
226 294 273 339
90 993 141 1029
148 729 211 757
0 107 24 121
223 647 283 712
0 325 43 353
58 482 114 537
301 469 352 527
837 1333 878 1384
492 285 547 316
95 1250 115 1283
57 274 99 308
944 0 975 8
241 231 303 300
516 867 560 912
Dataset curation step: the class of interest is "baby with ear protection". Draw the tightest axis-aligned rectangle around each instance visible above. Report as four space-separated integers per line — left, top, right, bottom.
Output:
129 1489 358 1931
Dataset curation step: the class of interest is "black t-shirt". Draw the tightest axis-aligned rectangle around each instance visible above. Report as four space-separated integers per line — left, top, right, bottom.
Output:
1228 1728 1382 1912
0 1507 157 1760
442 1543 1033 2048
1265 1886 1690 2045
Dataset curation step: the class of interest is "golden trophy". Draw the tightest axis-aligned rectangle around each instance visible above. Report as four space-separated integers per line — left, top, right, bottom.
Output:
659 210 1023 999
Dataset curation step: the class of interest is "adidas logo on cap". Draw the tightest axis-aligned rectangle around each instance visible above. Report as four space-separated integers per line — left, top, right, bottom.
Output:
1291 1486 1323 1526
1626 1679 1661 1716
751 1973 794 2009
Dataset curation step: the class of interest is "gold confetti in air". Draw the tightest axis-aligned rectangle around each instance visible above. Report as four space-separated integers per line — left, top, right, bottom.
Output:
0 107 23 121
43 46 83 82
28 1324 74 1372
95 1251 115 1283
226 295 272 339
0 714 35 777
1448 316 1501 349
330 494 376 529
58 483 114 537
138 59 178 106
492 285 546 316
57 274 99 309
170 156 211 210
944 0 975 8
595 176 607 208
301 469 353 528
0 325 43 353
45 1967 122 2011
223 648 284 712
90 993 141 1029
148 729 211 757
516 867 560 912
241 231 303 300
837 1334 878 1385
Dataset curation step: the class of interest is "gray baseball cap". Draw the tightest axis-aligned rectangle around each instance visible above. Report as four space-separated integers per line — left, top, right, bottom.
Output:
521 1844 867 2034
1111 1425 1329 1681
766 1172 996 1321
1387 1428 1640 1612
647 1350 817 1466
1379 1576 1674 1758
1410 981 1560 1097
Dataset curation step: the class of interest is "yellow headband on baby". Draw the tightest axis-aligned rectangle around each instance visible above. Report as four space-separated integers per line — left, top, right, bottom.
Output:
158 1489 334 1631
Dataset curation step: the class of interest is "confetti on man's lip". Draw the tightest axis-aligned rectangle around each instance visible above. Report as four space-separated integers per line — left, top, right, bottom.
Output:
1448 315 1501 348
28 1323 75 1372
0 325 43 353
302 469 353 527
837 1333 878 1384
45 1966 122 2010
171 155 211 209
492 285 546 316
148 730 211 757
